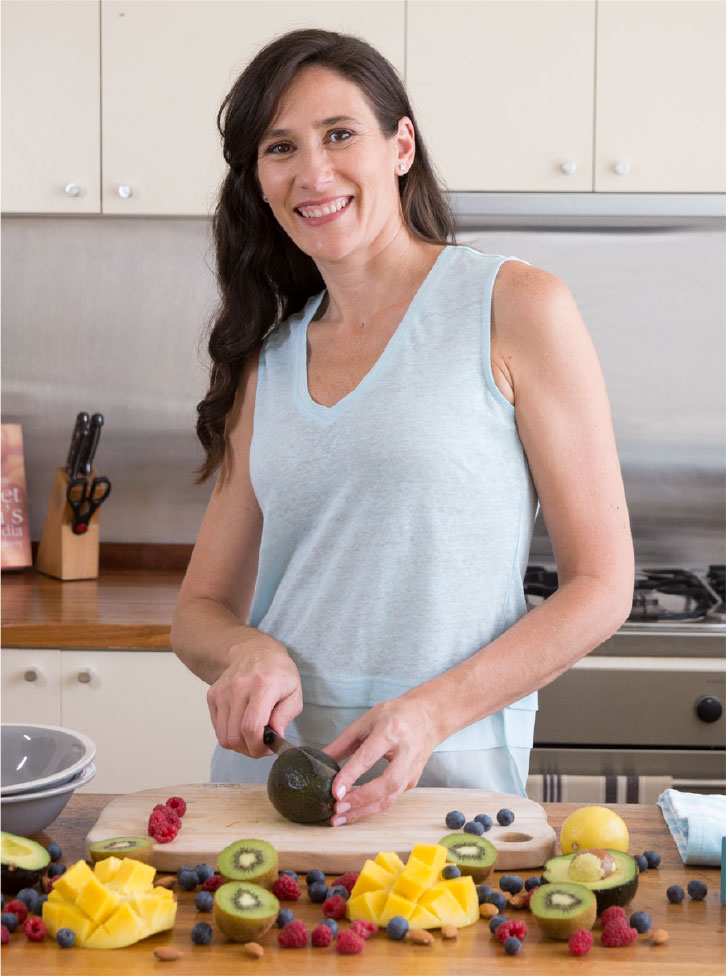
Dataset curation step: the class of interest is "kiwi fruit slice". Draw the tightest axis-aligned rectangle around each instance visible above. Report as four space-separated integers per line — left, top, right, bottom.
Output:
529 882 597 939
438 832 498 882
214 881 279 942
217 838 278 888
88 836 153 864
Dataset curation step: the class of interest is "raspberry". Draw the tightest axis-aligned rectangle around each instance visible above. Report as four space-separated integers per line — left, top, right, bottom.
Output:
322 895 347 919
1 925 9 945
311 923 334 947
150 822 179 844
5 901 27 923
600 905 626 926
201 873 223 892
350 918 377 939
166 796 187 817
524 888 536 908
496 919 527 943
601 917 638 947
336 929 365 954
569 929 593 956
272 874 300 901
22 917 47 942
278 919 308 948
153 803 181 828
332 872 359 894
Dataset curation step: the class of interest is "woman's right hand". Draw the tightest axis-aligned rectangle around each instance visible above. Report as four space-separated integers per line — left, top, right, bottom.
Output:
206 632 303 758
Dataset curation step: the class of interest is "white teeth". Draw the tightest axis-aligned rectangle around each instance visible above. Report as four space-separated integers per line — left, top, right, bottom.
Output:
298 197 351 218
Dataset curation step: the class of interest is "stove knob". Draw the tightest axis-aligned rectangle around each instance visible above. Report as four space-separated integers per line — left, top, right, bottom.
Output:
695 695 722 723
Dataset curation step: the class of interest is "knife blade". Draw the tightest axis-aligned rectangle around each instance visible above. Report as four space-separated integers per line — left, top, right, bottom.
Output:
263 725 340 779
78 413 104 476
65 412 90 479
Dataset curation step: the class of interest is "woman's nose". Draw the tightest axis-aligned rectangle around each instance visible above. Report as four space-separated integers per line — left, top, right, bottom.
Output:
296 144 334 190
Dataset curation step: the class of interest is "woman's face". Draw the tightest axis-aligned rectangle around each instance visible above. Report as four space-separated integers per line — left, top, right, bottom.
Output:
256 65 414 265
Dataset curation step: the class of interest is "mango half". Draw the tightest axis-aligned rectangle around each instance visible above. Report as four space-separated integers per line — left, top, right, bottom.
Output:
42 856 176 948
346 843 479 929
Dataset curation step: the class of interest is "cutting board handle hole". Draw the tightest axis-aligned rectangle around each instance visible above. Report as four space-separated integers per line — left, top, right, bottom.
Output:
498 832 532 843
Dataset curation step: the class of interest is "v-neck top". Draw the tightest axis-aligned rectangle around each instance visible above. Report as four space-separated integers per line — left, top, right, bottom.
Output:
246 245 539 769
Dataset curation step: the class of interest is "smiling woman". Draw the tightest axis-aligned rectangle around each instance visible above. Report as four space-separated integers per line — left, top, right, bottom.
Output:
171 28 634 827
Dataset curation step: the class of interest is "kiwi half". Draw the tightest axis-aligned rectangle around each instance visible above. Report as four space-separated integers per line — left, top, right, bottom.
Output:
88 837 154 864
217 839 278 889
438 832 498 882
213 881 279 942
529 882 597 939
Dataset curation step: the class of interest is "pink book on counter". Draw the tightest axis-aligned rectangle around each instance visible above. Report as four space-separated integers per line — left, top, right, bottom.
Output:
1 423 32 569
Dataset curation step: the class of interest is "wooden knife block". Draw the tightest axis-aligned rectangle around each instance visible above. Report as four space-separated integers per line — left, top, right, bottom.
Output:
36 466 100 581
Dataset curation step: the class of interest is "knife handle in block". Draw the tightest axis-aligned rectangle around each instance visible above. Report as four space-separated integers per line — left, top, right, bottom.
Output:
35 467 100 581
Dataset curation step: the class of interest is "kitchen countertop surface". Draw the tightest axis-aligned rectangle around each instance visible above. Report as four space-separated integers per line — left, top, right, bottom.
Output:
1 567 183 649
1 794 723 973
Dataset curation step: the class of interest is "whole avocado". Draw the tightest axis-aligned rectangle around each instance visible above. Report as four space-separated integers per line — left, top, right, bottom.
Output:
267 748 340 824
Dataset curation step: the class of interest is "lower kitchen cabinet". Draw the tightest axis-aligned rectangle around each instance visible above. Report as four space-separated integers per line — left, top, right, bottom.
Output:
2 648 218 793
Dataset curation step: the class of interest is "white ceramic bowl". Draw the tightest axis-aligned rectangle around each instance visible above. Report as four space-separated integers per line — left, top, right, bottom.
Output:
1 724 96 796
1 762 96 836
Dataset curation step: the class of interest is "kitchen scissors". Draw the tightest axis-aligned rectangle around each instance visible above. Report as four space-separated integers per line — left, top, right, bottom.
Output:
66 476 112 535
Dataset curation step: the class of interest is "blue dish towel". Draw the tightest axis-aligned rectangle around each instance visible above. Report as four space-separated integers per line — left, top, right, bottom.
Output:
656 789 726 866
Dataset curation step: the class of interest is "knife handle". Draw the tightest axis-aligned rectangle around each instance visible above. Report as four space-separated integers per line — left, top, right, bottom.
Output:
79 413 104 477
66 412 90 479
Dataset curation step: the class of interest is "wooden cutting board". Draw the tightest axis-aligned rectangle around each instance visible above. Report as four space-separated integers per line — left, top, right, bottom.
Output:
87 783 556 874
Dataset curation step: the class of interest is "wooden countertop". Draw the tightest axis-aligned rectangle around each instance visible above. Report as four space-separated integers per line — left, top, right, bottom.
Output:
1 567 183 649
2 794 724 974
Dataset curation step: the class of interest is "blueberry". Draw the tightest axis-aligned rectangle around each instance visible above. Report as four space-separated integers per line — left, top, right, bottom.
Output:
497 808 515 826
16 888 40 912
194 863 215 883
634 854 648 872
629 910 651 933
499 875 523 895
386 915 409 940
55 928 75 948
36 895 48 911
321 917 338 936
524 876 541 891
442 864 461 880
667 884 685 903
306 869 326 886
643 850 661 869
177 868 199 891
46 843 62 863
687 879 707 900
476 884 493 904
485 892 508 913
47 863 67 878
328 884 349 900
474 813 493 831
489 914 508 934
191 921 213 945
504 936 522 955
279 870 298 881
194 890 214 912
1 913 18 933
445 810 466 829
308 881 329 903
276 908 295 927
463 820 484 835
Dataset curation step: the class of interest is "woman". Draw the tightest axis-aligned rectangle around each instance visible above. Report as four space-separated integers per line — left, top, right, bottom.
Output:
171 28 634 827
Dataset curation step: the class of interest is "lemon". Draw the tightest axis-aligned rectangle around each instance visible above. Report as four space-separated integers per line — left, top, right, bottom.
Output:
560 806 629 854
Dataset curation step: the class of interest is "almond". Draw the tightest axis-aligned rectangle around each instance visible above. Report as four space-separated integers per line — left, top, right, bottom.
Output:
408 928 434 945
243 942 264 958
509 893 527 909
650 929 669 945
155 875 177 888
441 924 458 940
153 946 183 961
479 902 499 918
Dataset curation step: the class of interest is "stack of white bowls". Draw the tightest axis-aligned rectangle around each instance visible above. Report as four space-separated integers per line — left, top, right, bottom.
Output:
1 724 96 836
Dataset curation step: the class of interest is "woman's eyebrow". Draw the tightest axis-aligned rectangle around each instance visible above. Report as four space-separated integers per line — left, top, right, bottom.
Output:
262 116 361 140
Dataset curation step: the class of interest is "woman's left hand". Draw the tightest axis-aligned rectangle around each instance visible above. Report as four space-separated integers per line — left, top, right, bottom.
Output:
322 695 441 826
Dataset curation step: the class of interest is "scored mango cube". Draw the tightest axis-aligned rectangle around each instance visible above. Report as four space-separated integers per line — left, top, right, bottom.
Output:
93 856 123 884
374 851 405 875
408 903 441 928
419 887 469 926
53 859 96 901
350 859 394 896
379 890 416 926
75 875 120 925
107 857 155 892
438 876 479 915
84 901 146 950
346 889 388 924
392 857 434 901
409 843 447 874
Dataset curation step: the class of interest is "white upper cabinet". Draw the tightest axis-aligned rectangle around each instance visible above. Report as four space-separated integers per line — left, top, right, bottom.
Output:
406 0 596 192
1 0 100 213
101 0 405 215
595 0 726 193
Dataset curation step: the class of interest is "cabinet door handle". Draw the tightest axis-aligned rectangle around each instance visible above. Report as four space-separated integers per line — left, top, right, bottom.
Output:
117 184 133 199
64 182 82 197
23 667 41 682
614 160 631 176
561 161 577 175
77 668 94 683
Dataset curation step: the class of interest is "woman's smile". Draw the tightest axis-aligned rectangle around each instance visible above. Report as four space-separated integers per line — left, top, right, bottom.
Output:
294 194 354 224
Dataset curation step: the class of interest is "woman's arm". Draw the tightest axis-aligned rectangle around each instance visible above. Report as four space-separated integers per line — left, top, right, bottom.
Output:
171 350 303 757
324 263 635 824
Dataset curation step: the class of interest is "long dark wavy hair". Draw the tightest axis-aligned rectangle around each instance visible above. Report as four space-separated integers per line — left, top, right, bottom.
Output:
196 28 456 481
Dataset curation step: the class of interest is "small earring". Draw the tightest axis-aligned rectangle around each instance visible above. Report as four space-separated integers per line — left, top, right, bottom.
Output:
262 194 268 202
398 164 406 174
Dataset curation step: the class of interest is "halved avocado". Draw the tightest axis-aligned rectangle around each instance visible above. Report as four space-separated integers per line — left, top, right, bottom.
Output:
542 849 639 914
1 830 51 893
267 748 340 824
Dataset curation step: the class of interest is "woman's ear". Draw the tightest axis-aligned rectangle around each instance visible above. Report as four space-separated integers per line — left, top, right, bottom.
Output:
395 116 416 175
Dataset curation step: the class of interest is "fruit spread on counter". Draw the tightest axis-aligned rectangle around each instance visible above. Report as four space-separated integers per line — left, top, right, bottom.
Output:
3 799 712 960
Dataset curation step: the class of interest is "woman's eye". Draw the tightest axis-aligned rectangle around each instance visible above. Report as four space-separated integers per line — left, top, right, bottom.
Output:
328 129 353 143
265 142 293 155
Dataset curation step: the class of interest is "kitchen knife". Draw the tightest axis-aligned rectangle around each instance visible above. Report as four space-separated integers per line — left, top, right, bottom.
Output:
65 412 90 479
78 413 104 477
263 725 340 779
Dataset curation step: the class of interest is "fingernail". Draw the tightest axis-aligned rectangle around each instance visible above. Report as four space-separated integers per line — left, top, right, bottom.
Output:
331 816 347 827
336 801 351 814
336 784 346 800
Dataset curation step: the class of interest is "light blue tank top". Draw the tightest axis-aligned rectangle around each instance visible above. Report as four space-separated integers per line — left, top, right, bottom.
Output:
213 246 539 794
